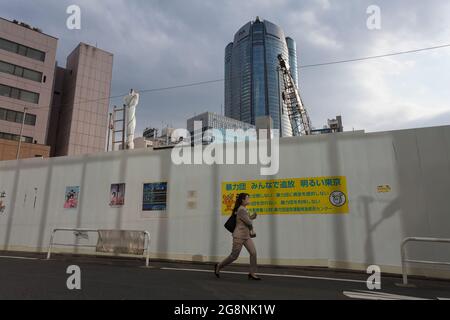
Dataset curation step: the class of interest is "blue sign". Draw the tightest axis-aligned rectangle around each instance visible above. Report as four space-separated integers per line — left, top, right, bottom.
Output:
142 182 167 211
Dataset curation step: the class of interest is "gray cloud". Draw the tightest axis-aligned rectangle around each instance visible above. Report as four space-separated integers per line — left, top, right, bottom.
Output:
2 0 450 134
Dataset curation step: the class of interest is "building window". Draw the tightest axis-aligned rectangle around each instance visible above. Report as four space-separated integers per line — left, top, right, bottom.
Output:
0 38 46 62
0 107 36 126
10 87 20 99
0 131 33 143
0 84 10 96
20 90 39 103
26 48 46 61
6 110 16 122
0 84 39 104
0 60 14 74
0 38 17 52
25 113 36 125
23 68 43 82
14 65 23 76
0 60 43 82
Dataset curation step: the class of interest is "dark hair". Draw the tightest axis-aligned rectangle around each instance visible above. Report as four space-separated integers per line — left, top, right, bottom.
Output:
232 193 249 215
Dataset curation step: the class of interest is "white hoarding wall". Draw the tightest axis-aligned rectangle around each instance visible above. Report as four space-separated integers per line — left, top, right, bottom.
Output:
1 125 450 278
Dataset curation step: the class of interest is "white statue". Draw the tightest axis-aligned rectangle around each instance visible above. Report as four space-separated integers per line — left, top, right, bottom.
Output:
123 89 140 150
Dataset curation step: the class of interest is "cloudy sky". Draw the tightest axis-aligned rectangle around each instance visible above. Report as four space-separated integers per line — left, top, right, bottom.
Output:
2 0 450 134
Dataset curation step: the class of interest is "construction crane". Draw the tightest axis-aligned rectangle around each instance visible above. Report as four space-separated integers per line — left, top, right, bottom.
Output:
278 54 312 136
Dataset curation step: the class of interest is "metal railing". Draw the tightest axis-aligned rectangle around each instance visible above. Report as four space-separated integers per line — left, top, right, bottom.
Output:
401 237 450 285
46 228 151 267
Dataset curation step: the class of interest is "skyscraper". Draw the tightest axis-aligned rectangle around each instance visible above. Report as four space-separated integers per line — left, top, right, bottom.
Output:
225 17 298 137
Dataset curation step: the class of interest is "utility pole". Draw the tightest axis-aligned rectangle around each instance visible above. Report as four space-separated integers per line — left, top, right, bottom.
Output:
107 112 113 152
122 104 126 150
16 107 28 160
166 124 169 145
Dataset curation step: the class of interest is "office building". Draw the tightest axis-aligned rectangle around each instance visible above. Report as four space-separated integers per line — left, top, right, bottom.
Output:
0 18 113 160
0 18 57 160
187 112 256 145
225 17 299 137
50 43 113 156
311 116 344 135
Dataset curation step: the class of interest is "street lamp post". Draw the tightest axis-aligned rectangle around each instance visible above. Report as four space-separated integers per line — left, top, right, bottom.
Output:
16 107 28 160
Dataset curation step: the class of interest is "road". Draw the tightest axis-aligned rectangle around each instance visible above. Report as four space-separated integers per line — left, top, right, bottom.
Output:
0 252 449 300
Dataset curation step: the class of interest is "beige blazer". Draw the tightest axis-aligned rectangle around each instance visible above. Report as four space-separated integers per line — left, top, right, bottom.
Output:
232 206 256 240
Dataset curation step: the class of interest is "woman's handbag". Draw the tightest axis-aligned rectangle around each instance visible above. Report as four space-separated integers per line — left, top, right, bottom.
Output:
224 213 237 233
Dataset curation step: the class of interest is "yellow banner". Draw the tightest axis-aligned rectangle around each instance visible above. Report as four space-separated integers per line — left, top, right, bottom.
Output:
377 185 392 193
221 176 349 215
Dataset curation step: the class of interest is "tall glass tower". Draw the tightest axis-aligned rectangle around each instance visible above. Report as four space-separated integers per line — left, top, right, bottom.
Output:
224 17 299 137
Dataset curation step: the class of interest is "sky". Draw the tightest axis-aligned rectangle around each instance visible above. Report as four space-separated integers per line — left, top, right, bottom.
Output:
2 0 450 135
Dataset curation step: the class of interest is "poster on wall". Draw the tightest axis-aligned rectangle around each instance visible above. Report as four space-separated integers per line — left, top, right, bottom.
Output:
142 182 167 211
110 183 126 207
221 176 349 215
64 186 80 209
0 191 6 215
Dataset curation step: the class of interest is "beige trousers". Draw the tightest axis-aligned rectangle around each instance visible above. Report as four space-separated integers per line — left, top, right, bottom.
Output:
218 237 257 274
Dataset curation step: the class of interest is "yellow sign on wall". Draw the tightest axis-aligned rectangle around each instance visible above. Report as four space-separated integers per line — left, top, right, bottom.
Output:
377 185 392 193
221 176 349 215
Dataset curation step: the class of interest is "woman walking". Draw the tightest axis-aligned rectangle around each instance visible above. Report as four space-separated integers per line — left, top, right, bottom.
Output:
215 193 261 280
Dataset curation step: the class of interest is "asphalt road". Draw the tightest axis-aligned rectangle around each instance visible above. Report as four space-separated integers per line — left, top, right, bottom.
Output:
0 252 449 300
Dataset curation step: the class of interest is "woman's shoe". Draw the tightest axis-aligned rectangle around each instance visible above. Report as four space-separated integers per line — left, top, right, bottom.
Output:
214 264 220 278
248 274 262 281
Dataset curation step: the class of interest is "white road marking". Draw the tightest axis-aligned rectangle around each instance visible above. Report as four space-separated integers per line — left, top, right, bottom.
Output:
160 267 366 284
0 255 39 260
343 290 431 300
